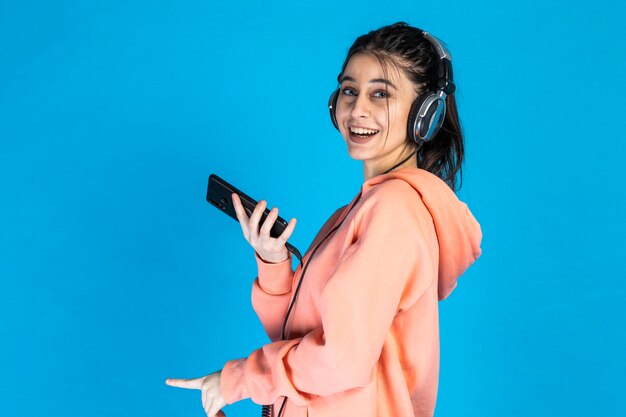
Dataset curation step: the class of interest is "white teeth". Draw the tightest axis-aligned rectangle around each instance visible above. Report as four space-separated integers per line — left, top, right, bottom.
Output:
350 127 379 135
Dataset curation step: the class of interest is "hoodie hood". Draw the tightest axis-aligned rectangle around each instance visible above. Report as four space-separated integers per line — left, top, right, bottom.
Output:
361 167 482 301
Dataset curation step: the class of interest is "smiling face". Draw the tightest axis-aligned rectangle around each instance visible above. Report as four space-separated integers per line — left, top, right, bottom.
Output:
336 52 419 179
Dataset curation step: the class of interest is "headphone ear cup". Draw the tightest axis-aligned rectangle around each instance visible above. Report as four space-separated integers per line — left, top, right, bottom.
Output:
328 89 340 130
407 94 429 143
427 98 446 140
408 93 447 142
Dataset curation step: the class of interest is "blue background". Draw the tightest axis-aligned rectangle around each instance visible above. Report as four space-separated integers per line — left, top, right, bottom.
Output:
1 0 625 416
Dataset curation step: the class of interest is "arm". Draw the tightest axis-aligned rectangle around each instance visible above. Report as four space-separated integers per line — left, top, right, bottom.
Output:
250 251 295 342
250 206 347 342
223 182 435 406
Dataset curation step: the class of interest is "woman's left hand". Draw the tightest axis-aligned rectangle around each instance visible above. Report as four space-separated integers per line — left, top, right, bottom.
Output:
166 370 227 417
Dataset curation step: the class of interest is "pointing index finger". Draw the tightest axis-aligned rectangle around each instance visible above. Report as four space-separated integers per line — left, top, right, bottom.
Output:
165 377 203 389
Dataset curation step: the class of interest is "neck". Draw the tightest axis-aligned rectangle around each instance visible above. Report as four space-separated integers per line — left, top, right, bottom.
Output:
362 145 420 181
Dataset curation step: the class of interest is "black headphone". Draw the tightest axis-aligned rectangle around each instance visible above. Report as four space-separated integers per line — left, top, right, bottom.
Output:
327 30 456 143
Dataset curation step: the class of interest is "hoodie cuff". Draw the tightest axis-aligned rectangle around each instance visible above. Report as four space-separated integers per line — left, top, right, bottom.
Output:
220 358 249 404
254 251 293 295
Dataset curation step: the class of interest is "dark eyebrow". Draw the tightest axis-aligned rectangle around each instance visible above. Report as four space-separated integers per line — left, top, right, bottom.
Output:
338 75 397 90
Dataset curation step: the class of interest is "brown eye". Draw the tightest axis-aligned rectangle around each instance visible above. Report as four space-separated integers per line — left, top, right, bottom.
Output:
341 87 357 97
372 90 389 98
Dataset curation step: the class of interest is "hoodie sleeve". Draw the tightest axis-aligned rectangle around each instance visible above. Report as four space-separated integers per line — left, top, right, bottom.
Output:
250 206 348 342
250 251 295 342
222 181 435 406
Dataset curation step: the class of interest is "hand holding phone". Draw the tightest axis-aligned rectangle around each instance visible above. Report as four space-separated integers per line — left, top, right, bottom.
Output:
231 193 297 263
206 174 297 263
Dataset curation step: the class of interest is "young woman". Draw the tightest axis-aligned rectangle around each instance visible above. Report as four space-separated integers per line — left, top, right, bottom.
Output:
167 22 483 417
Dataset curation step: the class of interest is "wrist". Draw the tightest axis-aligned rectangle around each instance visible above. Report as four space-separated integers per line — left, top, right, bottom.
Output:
256 251 289 264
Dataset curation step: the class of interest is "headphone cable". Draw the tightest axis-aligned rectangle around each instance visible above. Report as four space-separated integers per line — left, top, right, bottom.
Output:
261 143 421 417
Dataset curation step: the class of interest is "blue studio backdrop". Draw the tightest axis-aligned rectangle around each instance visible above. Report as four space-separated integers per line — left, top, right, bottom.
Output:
1 0 625 416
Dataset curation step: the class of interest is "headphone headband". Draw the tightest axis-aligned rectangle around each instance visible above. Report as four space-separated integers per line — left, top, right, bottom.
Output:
421 31 455 95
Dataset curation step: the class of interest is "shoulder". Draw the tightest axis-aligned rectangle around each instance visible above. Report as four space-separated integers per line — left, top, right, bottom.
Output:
361 179 424 214
348 179 427 234
348 180 433 254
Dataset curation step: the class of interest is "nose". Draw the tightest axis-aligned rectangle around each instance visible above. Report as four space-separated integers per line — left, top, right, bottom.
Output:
349 94 371 119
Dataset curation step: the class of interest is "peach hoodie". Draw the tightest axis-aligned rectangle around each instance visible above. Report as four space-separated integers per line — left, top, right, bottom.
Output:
220 166 483 417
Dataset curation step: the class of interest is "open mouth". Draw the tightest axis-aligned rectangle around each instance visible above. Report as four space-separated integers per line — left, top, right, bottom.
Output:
349 126 380 139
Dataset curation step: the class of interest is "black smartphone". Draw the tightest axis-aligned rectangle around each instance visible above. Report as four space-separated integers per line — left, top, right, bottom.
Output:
206 174 289 238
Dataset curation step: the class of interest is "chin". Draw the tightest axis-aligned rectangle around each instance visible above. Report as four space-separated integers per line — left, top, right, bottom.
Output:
345 144 374 161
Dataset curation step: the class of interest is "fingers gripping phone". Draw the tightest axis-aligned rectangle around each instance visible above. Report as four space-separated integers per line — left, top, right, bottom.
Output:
206 174 289 239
